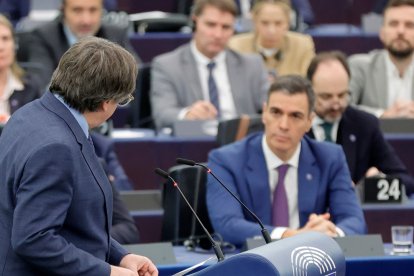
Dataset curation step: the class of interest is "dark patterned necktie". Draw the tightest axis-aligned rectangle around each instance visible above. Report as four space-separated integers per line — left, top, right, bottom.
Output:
207 62 220 117
321 121 334 142
272 164 290 227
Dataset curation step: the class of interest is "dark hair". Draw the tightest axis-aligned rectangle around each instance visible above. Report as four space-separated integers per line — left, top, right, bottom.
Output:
192 0 237 17
385 0 414 11
268 75 315 113
306 51 350 81
50 37 138 113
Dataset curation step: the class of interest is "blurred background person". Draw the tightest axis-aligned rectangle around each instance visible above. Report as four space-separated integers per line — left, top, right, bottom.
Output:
349 0 414 117
27 0 138 90
307 51 414 195
228 0 315 80
0 14 40 129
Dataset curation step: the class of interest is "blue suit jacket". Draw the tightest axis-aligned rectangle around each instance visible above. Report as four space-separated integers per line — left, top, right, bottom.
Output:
0 92 127 275
207 132 366 246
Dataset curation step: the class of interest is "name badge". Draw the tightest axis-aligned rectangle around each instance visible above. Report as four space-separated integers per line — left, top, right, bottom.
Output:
363 176 402 203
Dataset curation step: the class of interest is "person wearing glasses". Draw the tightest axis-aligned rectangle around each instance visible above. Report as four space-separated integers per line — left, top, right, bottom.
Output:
0 37 157 276
306 51 414 195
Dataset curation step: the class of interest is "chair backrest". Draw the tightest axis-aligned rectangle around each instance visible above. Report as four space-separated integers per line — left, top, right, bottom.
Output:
129 12 191 34
216 114 264 146
127 64 154 128
161 164 213 249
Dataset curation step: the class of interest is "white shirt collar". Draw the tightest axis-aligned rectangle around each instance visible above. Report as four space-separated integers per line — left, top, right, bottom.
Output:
262 134 301 170
190 40 226 66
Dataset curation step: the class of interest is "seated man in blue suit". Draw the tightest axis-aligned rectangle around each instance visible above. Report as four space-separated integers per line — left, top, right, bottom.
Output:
306 51 414 195
207 75 366 247
0 37 157 275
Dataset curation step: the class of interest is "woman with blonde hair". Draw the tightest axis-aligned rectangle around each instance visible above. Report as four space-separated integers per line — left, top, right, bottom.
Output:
228 0 315 79
0 14 40 126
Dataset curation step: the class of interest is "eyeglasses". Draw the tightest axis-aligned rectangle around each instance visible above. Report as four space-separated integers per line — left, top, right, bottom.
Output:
117 94 134 107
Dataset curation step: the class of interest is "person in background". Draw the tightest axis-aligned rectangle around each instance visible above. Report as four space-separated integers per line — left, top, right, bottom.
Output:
307 51 414 195
207 75 365 247
349 0 414 117
0 37 157 275
150 0 268 129
28 0 138 90
228 0 315 80
0 14 40 129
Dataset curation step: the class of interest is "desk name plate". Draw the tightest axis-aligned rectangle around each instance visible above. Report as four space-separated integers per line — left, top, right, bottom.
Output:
363 176 402 203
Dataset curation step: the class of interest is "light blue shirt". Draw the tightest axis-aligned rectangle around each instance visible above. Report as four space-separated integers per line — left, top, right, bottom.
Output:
54 93 89 138
63 23 78 47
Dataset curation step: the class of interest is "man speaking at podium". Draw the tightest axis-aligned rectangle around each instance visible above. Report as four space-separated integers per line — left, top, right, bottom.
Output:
207 75 366 247
0 38 157 275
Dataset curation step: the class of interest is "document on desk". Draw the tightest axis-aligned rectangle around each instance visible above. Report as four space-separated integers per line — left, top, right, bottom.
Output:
173 256 216 276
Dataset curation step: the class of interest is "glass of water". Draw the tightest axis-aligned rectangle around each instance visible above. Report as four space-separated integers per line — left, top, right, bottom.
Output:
391 226 413 255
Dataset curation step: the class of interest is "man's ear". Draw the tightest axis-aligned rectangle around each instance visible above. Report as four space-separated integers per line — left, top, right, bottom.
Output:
100 100 111 112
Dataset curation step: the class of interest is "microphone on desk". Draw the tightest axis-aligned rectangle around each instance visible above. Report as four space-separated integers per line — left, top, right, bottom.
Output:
176 158 273 244
154 168 225 262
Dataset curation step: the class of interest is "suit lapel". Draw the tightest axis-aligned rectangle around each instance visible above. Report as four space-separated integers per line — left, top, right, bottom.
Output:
245 135 272 224
373 52 388 108
181 45 204 102
297 138 319 226
226 51 244 114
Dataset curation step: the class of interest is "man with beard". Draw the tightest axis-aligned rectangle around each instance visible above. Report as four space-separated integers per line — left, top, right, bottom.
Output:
348 0 414 117
27 0 137 90
306 51 414 195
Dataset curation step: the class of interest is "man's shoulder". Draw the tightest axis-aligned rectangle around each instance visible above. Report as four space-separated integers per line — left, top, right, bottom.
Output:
152 43 190 64
99 23 128 41
33 20 61 38
343 106 378 124
210 132 262 159
348 49 385 66
303 136 343 161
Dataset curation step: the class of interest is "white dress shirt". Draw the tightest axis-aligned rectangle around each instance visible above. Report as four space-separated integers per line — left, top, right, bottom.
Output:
262 135 300 238
385 53 414 106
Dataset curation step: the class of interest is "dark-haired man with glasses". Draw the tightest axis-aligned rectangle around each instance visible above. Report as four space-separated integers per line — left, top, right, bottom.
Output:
306 51 414 195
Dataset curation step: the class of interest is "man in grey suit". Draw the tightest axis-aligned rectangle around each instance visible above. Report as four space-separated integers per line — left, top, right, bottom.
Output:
348 0 414 117
28 0 137 90
150 0 268 129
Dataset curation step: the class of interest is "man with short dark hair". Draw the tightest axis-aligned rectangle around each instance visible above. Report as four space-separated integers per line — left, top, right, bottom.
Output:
0 37 157 276
28 0 137 89
207 75 366 247
150 0 268 129
307 51 414 195
349 0 414 117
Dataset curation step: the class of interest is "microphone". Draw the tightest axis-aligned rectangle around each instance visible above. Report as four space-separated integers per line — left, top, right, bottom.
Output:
154 168 225 262
176 158 272 244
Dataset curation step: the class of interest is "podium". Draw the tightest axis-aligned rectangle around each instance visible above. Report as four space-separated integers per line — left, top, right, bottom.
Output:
190 232 345 276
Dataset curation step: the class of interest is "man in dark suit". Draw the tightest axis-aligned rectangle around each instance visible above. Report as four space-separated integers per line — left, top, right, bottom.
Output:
306 51 414 195
0 37 157 275
28 0 138 90
150 0 268 129
207 75 365 247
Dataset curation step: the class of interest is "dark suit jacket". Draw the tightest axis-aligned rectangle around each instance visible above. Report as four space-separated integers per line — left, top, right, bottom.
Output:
28 17 138 89
0 92 127 275
308 106 414 195
207 132 366 246
8 74 41 115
